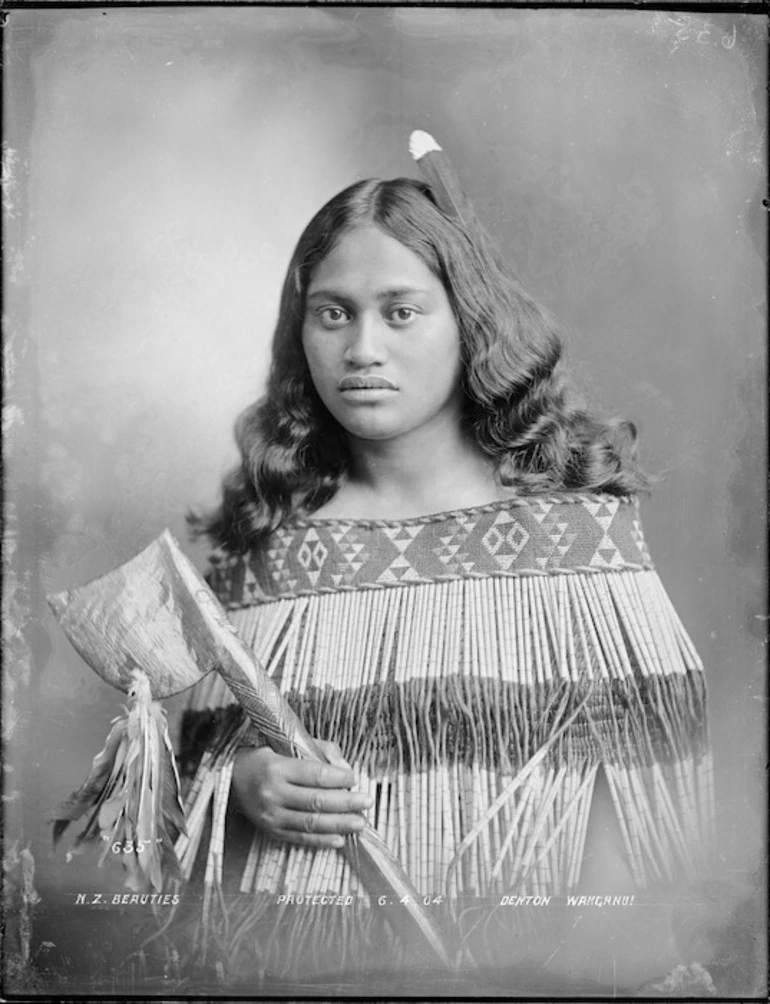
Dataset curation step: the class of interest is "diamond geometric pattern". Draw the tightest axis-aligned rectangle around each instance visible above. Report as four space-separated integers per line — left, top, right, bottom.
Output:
209 495 655 606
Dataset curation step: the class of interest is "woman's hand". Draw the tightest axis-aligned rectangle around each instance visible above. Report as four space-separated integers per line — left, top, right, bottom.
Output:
231 739 374 849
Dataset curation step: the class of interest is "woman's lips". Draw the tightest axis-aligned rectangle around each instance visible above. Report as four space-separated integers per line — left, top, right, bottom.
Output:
338 375 398 391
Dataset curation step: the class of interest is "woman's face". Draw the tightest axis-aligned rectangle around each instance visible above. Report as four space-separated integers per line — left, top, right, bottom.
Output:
302 226 464 447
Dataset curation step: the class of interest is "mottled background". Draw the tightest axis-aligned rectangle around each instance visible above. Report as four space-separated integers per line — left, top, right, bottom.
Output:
4 6 766 995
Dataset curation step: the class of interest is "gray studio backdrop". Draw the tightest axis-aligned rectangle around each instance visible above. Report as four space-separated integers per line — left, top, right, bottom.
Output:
4 6 766 994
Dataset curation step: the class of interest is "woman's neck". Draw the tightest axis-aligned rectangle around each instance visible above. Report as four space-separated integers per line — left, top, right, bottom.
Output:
313 423 506 521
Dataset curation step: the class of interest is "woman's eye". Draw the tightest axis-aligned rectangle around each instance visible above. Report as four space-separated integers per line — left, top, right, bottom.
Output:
389 306 417 324
318 307 349 327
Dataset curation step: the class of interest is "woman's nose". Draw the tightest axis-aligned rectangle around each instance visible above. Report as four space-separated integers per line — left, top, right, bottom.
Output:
343 315 387 367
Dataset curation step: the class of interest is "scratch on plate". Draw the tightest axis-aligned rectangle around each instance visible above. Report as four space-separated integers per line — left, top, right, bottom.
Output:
3 403 24 437
20 846 40 965
2 143 18 219
541 943 561 968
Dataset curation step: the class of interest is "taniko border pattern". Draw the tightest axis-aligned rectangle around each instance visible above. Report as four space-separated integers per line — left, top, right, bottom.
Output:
208 494 655 607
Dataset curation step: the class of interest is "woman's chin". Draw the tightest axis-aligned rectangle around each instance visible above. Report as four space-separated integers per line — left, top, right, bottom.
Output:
340 418 404 443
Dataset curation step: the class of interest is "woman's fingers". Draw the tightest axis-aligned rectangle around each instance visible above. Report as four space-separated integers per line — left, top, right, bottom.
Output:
232 746 373 849
270 829 348 850
281 781 372 815
279 759 375 815
275 808 366 837
279 756 356 791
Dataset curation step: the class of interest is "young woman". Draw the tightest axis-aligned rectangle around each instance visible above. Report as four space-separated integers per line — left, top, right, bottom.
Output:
178 138 714 992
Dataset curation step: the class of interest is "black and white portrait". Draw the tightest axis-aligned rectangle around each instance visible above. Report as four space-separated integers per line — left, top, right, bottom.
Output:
3 7 766 998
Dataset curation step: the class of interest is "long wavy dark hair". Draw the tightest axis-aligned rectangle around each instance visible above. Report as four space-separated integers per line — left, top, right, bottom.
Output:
191 177 649 552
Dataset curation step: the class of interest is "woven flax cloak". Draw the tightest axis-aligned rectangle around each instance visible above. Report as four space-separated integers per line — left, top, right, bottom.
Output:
176 493 714 975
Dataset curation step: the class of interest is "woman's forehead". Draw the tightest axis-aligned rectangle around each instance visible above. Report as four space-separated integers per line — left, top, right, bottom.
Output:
307 226 439 294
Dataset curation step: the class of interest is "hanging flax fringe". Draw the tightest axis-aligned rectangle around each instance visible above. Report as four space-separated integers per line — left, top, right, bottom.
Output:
181 565 713 901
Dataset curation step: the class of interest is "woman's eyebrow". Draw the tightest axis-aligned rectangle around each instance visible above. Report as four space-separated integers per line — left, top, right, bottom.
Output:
306 286 432 303
376 287 432 300
305 288 353 304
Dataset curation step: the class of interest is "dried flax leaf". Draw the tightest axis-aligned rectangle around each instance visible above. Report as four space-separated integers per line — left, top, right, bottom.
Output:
52 719 127 843
446 682 596 896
